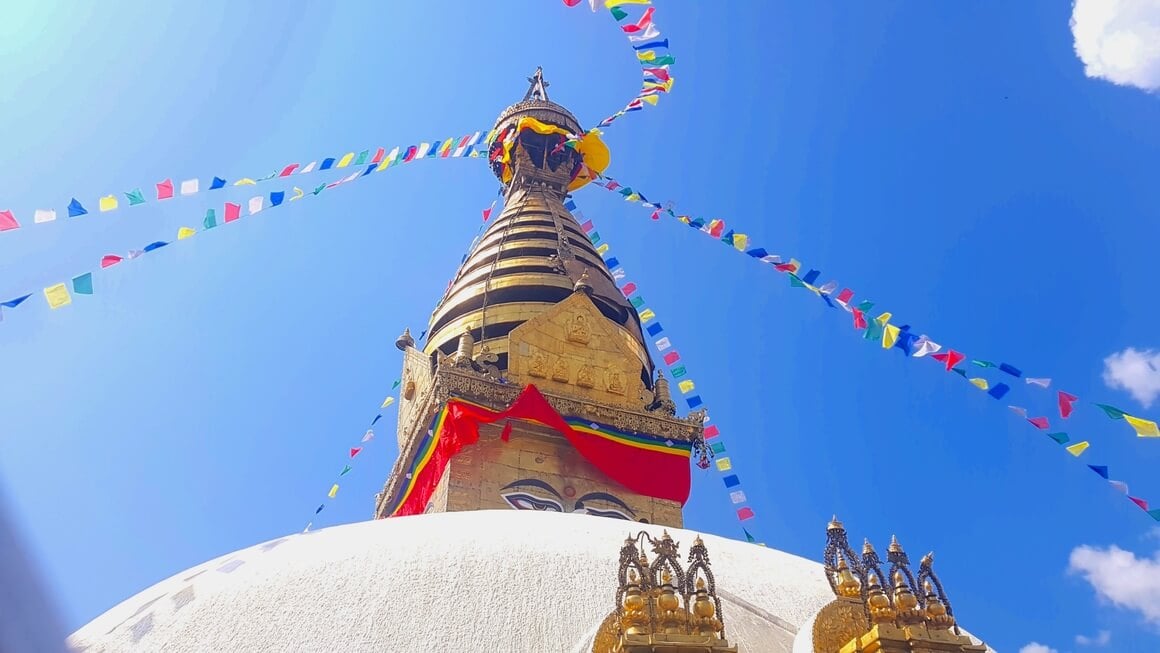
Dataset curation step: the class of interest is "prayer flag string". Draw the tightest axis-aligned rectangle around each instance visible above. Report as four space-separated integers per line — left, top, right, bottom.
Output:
568 197 766 542
561 0 675 130
0 131 491 236
0 136 487 323
589 173 1160 523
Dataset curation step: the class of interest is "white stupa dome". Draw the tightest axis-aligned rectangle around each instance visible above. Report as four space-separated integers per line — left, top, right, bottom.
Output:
69 510 846 653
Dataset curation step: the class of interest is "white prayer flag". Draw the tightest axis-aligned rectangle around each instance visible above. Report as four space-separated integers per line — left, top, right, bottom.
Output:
33 209 56 223
179 178 199 195
248 196 263 215
729 490 747 504
300 161 317 174
655 337 672 351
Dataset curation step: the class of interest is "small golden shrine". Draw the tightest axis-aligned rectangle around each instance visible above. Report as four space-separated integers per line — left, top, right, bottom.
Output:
813 517 988 653
593 531 737 653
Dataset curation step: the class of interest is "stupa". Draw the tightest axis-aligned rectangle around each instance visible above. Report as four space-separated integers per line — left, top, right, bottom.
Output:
68 71 993 653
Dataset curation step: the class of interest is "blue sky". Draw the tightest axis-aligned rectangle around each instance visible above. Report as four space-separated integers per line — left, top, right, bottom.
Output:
2 1 1159 650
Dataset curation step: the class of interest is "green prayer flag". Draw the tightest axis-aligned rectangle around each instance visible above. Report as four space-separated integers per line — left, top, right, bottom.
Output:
951 367 967 378
671 364 687 378
788 274 805 288
863 320 882 342
1047 432 1069 444
610 6 628 20
589 231 601 244
392 379 401 389
618 187 634 196
743 528 756 543
72 272 93 295
650 55 676 66
203 208 217 229
630 296 644 309
1148 509 1160 522
971 359 996 368
710 442 726 454
355 150 369 165
1095 403 1126 420
340 464 352 477
124 189 146 205
312 183 326 195
855 300 875 312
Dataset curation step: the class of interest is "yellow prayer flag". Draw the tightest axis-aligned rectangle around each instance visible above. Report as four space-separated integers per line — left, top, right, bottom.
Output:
732 234 748 251
1066 441 1090 456
328 484 339 499
678 380 695 394
234 178 256 186
290 187 304 201
625 193 641 202
875 312 893 327
882 324 900 349
636 50 657 62
715 457 732 472
337 152 354 168
381 396 395 409
98 195 118 212
606 0 651 7
43 283 71 309
1125 414 1160 437
596 243 610 254
969 378 989 390
639 308 656 323
639 94 660 106
177 227 196 240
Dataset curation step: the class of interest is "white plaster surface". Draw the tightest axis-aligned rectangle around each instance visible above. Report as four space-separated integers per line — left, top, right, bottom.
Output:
69 510 837 653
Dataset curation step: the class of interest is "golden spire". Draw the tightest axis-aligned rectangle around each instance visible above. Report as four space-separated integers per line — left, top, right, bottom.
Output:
828 515 844 531
862 538 876 557
834 557 862 599
923 580 956 630
865 572 896 624
892 571 923 625
888 535 903 556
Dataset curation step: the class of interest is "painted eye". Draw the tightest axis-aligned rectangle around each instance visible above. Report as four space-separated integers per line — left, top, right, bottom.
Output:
583 507 633 521
501 492 563 513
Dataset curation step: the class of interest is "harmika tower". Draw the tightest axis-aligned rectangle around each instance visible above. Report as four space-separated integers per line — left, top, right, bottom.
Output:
374 69 706 526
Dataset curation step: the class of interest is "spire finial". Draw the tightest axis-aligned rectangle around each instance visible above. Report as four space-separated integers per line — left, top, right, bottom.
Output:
524 66 551 101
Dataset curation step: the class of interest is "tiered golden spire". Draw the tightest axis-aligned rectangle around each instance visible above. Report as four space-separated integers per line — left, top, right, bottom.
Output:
593 532 736 653
817 517 987 653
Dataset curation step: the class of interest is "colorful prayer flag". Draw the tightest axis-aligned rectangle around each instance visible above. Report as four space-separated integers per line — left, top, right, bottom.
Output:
156 179 174 200
224 202 241 222
125 189 146 205
72 273 93 295
931 349 966 370
381 396 395 409
678 380 695 394
1124 414 1160 437
43 283 71 309
1025 377 1051 388
248 196 263 215
33 209 56 223
177 227 196 240
1066 441 1089 456
67 199 87 217
340 464 352 476
350 447 362 458
729 490 746 504
1027 416 1049 430
969 378 989 390
210 177 227 189
98 195 118 212
1047 432 1069 444
1058 391 1078 419
655 337 671 350
723 474 740 488
179 179 199 195
1095 403 1126 420
328 484 339 499
663 350 680 365
715 457 732 472
100 254 123 268
988 383 1010 400
686 395 703 408
204 209 217 229
639 308 656 322
703 425 719 439
736 506 755 521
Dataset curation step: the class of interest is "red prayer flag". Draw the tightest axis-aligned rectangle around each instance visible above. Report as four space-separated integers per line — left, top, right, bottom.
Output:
1130 496 1150 511
852 308 867 329
604 181 621 191
0 209 18 231
774 262 796 272
1058 391 1078 419
643 67 671 81
350 447 362 458
156 179 174 200
836 288 854 304
580 220 594 233
736 506 755 521
224 202 241 222
562 0 583 5
482 200 496 222
663 351 681 366
622 7 655 33
704 425 720 439
100 254 123 268
1027 416 1049 430
621 282 637 297
371 147 385 164
279 164 299 177
931 349 966 371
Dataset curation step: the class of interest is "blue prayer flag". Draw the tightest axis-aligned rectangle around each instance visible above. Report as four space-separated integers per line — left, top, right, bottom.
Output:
210 177 227 190
1 293 32 308
67 198 87 217
747 248 769 259
143 241 169 252
999 363 1022 377
988 383 1010 400
270 191 285 206
320 158 336 170
72 273 93 295
564 199 577 211
1088 465 1109 479
802 269 821 285
723 474 741 488
646 322 663 336
632 38 668 50
605 257 619 268
687 395 704 409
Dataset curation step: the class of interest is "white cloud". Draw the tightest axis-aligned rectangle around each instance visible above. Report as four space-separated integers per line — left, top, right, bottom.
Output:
1019 644 1058 653
1070 0 1160 92
1069 543 1160 624
1102 347 1160 408
1076 629 1112 646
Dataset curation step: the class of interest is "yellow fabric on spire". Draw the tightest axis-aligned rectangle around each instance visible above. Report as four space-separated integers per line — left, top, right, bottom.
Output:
517 116 571 137
1125 414 1160 437
882 324 900 349
636 50 657 62
875 312 893 327
1066 441 1090 456
177 227 196 240
639 308 656 323
969 378 989 390
606 0 651 7
43 283 71 309
381 396 395 409
328 484 339 499
98 195 118 212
